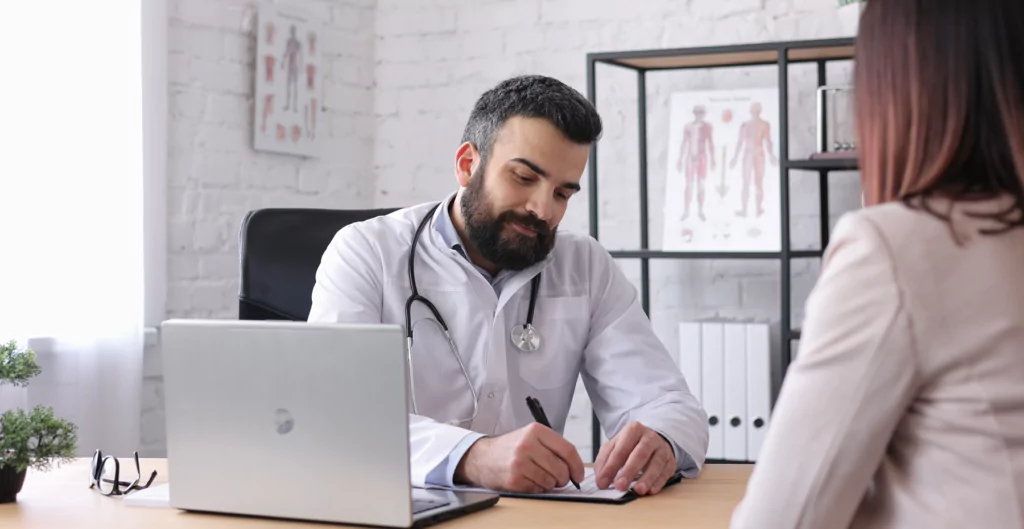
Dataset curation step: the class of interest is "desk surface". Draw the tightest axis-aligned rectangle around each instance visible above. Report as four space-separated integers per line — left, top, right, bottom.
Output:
1 459 752 528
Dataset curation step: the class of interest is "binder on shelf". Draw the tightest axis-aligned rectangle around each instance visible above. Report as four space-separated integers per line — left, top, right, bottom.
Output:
746 322 772 461
723 323 747 461
701 322 724 460
678 322 702 401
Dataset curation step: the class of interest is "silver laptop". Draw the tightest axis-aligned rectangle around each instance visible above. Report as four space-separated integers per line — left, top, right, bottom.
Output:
160 319 498 528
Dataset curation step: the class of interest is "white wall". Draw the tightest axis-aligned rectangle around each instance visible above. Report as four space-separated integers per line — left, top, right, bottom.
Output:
371 0 863 461
143 0 377 455
144 0 862 457
165 0 376 321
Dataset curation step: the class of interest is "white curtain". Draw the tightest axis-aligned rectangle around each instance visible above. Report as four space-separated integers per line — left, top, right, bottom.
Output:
0 2 155 458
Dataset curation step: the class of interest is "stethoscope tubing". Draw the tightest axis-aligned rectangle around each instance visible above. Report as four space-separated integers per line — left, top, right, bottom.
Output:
404 202 542 425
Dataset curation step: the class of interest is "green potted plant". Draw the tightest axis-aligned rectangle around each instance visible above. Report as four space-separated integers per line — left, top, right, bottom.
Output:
0 340 78 503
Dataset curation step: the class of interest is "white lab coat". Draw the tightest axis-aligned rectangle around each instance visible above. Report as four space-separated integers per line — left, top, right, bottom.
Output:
308 200 709 487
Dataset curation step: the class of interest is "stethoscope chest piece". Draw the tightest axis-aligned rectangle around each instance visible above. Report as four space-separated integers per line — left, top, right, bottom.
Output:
510 323 541 352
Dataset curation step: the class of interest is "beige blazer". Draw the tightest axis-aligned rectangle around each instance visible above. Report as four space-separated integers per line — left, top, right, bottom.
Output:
730 196 1024 529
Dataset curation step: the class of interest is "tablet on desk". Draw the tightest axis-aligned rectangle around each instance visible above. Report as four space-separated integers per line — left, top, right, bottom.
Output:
423 468 684 505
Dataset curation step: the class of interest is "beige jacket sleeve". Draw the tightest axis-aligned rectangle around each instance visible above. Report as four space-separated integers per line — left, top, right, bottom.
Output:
730 213 921 529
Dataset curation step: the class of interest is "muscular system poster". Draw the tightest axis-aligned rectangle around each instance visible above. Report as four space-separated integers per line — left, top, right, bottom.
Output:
253 5 323 158
662 88 781 252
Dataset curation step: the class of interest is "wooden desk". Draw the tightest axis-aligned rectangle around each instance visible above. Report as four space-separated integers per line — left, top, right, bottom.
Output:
0 459 752 528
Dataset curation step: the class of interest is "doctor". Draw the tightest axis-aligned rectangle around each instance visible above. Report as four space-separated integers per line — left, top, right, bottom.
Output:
309 75 708 496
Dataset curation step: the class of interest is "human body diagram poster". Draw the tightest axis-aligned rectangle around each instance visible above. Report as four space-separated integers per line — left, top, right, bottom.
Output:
254 6 322 158
662 88 781 252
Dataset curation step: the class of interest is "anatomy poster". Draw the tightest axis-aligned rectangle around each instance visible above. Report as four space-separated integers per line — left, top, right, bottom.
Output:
662 88 781 252
253 6 322 158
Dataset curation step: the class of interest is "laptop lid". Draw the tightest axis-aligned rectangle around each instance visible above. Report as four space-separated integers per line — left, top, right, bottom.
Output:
161 319 417 527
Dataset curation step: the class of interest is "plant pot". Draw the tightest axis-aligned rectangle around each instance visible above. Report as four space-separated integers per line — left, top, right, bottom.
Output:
0 465 27 503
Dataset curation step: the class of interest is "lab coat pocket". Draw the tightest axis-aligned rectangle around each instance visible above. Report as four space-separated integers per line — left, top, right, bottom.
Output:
516 296 589 390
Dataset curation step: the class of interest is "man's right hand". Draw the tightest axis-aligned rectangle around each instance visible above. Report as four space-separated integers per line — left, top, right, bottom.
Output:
454 423 585 493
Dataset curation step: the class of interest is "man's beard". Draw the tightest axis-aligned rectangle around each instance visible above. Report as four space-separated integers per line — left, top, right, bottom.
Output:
459 167 556 271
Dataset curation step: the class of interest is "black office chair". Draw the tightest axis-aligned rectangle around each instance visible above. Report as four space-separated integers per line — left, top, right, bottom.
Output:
237 207 399 321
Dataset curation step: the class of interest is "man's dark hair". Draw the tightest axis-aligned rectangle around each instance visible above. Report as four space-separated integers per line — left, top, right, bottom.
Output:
461 75 603 167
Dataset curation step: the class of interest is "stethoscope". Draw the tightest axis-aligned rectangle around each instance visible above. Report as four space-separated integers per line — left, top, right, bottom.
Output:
404 202 543 425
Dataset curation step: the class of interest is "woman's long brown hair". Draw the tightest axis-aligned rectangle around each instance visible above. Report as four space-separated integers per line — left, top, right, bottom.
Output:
854 0 1024 233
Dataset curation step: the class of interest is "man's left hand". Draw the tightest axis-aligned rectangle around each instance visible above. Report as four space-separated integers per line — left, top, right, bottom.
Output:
593 422 676 496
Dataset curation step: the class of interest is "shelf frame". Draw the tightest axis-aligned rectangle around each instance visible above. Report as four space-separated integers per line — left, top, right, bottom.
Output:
585 37 858 463
589 38 855 72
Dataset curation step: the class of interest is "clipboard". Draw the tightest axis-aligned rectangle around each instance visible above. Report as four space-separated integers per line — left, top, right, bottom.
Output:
422 468 685 505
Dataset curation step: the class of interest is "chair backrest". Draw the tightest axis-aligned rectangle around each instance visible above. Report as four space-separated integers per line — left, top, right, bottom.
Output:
238 207 399 321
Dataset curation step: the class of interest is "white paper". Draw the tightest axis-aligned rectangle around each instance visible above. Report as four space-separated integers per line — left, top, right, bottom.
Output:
123 483 171 508
425 468 632 501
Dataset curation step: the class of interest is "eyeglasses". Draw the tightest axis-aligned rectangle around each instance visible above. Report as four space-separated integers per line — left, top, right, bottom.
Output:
89 449 157 496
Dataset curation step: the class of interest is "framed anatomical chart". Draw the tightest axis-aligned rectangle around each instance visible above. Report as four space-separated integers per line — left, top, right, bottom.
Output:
253 5 323 158
661 88 781 252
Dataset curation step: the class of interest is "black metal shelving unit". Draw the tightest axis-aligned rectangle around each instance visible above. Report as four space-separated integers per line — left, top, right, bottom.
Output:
584 37 858 463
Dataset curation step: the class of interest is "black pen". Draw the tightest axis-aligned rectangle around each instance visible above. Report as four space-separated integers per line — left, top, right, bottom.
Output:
525 396 581 490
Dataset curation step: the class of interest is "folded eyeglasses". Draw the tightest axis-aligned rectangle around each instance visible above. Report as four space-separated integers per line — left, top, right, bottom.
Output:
89 449 157 496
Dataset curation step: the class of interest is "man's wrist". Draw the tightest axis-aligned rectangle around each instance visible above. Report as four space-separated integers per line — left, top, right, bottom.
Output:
454 436 488 485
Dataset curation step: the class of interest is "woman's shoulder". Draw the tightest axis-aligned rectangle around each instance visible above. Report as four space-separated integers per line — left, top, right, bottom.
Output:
835 195 1018 251
837 200 941 233
830 201 940 254
828 197 1024 293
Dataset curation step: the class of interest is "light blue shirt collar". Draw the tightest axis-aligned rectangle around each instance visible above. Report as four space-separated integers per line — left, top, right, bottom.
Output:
434 193 514 286
434 194 468 258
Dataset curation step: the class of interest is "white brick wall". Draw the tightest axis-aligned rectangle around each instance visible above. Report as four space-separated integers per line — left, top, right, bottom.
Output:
143 0 376 455
144 0 864 460
371 0 863 462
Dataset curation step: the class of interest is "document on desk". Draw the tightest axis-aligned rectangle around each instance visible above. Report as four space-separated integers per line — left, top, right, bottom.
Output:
123 483 171 508
424 467 683 504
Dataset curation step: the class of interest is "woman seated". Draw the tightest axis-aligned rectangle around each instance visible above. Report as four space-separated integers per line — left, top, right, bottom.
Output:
730 1 1024 527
